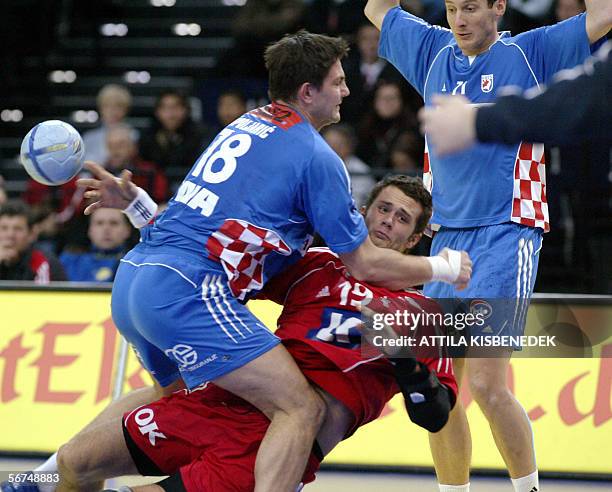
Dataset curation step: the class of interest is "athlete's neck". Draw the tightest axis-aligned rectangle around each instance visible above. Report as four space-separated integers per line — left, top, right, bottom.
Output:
276 99 323 131
462 32 501 57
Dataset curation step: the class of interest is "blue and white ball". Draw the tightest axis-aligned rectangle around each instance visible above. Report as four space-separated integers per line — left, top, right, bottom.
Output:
20 120 85 185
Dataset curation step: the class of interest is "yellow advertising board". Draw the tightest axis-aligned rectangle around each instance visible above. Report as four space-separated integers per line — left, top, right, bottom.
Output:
0 289 610 476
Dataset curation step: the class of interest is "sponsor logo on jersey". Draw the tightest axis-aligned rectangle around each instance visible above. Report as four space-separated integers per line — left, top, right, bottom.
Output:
481 74 494 93
316 286 330 298
134 408 167 446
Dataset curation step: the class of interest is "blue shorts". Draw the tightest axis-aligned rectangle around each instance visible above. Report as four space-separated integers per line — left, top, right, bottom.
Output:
424 223 543 337
111 247 280 389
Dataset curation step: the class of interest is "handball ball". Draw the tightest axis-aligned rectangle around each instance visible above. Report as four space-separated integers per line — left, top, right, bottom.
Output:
20 120 85 185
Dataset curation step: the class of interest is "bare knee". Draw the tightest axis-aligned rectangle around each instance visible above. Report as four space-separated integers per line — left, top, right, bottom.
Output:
57 440 93 489
272 386 327 431
470 376 512 413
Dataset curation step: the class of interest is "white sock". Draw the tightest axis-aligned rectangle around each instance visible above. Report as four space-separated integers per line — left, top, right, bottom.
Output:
33 452 58 492
34 452 58 473
439 484 470 491
512 471 539 492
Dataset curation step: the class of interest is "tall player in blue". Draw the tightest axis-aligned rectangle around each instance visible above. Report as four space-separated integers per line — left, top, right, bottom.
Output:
364 1 610 492
46 32 471 492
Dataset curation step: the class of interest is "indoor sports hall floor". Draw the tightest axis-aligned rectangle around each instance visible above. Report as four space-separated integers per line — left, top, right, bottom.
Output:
1 458 610 491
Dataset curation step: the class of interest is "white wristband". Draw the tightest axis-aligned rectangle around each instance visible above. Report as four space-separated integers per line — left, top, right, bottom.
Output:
123 187 158 229
426 249 462 283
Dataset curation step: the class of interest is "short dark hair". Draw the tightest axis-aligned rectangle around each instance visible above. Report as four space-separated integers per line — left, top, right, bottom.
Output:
0 201 33 228
264 30 349 102
364 175 432 236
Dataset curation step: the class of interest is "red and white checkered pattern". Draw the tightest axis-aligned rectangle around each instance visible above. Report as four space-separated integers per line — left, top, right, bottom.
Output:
206 219 291 300
511 142 549 232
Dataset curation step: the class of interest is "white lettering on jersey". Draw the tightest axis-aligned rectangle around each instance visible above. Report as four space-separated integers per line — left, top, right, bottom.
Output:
134 408 167 446
316 311 362 345
232 116 276 139
339 280 373 307
452 81 467 95
175 180 220 216
180 127 253 216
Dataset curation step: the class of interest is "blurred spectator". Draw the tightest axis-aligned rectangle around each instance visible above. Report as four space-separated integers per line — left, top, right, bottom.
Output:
305 0 367 37
107 125 169 204
83 84 134 165
139 90 210 174
357 81 422 169
322 124 376 206
216 90 248 130
342 24 405 124
504 0 555 33
60 208 133 282
555 0 585 21
23 177 86 253
0 201 66 283
389 133 422 174
0 176 7 206
219 0 305 77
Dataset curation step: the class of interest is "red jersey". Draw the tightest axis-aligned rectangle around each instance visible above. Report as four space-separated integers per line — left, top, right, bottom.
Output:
262 247 454 375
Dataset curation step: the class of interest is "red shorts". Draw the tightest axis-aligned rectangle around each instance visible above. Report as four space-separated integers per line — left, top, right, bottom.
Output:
123 342 399 491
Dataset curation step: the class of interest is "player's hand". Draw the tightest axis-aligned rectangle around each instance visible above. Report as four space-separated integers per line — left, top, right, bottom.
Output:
438 248 472 290
357 302 404 357
77 161 138 215
418 95 477 156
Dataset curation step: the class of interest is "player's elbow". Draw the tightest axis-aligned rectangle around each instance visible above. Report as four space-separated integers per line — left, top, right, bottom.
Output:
364 0 394 30
364 2 384 30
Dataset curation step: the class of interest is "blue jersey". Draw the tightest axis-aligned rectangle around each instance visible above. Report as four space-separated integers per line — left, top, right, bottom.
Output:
137 102 368 300
379 9 598 231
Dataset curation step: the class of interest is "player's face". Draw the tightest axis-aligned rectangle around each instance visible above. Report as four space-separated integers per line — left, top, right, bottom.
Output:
88 208 131 250
309 60 350 130
364 186 423 253
445 0 506 56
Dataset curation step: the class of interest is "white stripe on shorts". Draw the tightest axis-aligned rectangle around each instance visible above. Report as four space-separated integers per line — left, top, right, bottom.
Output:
216 277 253 334
202 274 238 344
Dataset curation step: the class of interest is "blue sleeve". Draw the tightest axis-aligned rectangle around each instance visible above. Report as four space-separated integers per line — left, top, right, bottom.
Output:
378 6 454 95
298 146 368 254
514 13 603 83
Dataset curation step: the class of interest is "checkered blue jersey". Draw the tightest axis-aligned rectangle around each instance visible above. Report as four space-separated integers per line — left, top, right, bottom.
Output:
379 9 601 231
139 102 368 300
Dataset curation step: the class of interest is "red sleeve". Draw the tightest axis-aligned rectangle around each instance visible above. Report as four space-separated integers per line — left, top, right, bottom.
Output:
257 248 338 305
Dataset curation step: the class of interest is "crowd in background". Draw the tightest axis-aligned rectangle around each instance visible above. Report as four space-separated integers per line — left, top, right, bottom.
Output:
0 0 610 293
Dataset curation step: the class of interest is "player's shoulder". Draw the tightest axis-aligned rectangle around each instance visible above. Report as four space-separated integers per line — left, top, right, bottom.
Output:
303 247 340 263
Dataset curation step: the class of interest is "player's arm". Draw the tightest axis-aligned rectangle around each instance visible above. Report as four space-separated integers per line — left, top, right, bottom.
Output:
339 236 471 291
78 161 158 228
364 0 399 30
585 0 612 43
